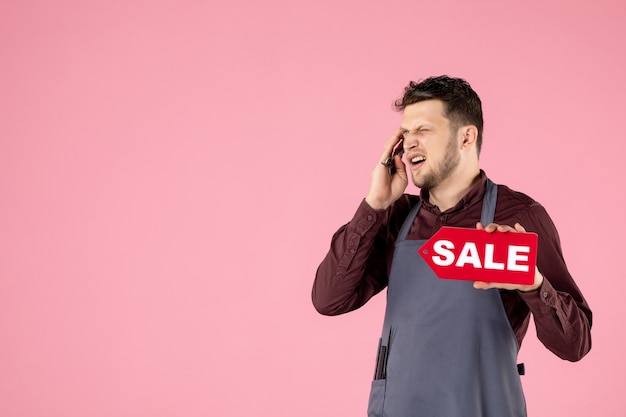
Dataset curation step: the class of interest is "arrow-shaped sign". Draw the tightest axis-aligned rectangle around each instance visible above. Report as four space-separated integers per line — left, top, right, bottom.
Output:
418 227 538 285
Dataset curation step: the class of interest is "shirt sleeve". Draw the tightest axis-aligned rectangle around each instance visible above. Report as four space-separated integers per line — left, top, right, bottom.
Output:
516 203 592 361
312 199 390 316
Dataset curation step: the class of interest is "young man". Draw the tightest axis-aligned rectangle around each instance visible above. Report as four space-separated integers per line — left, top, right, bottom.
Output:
312 76 592 417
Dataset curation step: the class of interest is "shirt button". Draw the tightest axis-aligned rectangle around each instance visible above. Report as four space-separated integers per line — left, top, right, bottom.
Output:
542 291 548 298
367 215 373 221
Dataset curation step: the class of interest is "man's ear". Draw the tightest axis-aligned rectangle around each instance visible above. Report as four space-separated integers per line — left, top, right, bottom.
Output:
461 126 478 149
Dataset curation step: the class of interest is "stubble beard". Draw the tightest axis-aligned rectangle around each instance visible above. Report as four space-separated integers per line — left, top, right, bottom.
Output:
412 132 460 190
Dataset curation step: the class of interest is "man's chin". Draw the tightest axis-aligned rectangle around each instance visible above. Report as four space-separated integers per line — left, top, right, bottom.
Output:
411 174 431 190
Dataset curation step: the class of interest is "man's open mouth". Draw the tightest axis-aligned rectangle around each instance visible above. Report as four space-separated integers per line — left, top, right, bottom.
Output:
411 156 426 167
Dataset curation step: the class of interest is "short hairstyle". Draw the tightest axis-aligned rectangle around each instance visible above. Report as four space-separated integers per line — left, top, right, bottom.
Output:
395 75 484 155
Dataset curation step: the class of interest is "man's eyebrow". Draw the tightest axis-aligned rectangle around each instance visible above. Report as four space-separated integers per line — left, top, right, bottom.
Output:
399 125 428 133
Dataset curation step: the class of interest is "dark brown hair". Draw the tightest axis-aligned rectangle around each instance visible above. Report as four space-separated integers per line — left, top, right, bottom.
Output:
395 75 484 154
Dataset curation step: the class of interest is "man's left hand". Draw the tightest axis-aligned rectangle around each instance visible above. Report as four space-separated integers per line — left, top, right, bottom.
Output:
473 222 544 292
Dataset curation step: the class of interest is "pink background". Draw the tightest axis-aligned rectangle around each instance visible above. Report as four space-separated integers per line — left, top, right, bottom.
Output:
1 0 624 415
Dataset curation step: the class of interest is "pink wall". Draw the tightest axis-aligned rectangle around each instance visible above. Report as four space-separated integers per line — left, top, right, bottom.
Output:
1 0 624 415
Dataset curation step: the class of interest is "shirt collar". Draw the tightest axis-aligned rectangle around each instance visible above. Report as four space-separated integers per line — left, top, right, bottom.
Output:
419 170 488 215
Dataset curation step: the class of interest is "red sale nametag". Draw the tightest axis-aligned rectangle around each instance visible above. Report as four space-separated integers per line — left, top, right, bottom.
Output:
418 227 538 285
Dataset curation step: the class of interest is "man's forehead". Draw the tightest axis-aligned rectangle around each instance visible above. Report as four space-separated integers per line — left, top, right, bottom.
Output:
400 100 448 129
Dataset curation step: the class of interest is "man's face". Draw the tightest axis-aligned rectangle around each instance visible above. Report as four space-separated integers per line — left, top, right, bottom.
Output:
400 99 461 190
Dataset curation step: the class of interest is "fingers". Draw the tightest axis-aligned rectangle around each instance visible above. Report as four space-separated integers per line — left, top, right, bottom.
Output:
473 281 493 290
375 130 406 177
474 271 544 292
474 280 517 291
477 222 527 233
365 130 408 210
478 223 505 233
393 154 407 176
379 130 404 163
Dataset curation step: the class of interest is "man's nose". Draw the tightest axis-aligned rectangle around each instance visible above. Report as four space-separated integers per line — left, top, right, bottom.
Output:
403 134 419 151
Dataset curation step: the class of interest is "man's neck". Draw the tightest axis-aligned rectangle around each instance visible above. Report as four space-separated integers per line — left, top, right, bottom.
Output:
427 169 482 212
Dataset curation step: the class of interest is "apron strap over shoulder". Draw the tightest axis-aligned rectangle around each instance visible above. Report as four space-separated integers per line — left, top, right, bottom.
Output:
397 203 421 242
480 179 498 226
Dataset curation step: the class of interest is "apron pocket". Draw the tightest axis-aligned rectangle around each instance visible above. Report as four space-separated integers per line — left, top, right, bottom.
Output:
367 379 386 417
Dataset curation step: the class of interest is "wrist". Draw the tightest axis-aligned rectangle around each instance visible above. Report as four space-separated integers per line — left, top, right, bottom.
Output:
365 196 390 211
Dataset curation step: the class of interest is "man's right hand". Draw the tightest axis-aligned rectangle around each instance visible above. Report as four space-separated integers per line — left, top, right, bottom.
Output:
365 130 408 210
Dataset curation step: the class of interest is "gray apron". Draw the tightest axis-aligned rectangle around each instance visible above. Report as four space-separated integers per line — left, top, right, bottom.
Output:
367 179 526 417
